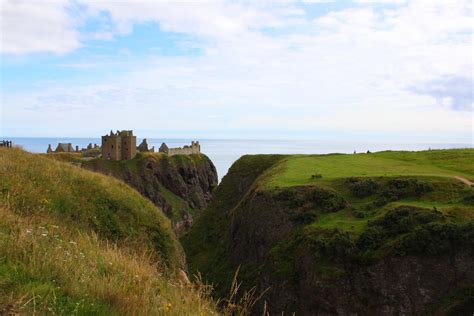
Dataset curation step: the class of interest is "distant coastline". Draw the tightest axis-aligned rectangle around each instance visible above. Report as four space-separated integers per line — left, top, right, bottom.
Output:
6 137 473 181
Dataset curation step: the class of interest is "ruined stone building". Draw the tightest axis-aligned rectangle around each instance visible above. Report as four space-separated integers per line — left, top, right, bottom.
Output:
47 142 99 155
137 138 155 153
101 130 137 160
48 143 74 153
159 141 200 156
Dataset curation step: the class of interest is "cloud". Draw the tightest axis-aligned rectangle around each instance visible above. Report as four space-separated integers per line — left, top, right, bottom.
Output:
0 0 80 54
1 0 472 142
408 75 473 111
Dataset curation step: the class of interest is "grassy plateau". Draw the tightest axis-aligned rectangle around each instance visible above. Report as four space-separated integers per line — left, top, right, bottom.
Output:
182 148 474 313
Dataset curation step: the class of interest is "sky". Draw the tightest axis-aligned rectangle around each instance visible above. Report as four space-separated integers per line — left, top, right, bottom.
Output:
0 0 473 143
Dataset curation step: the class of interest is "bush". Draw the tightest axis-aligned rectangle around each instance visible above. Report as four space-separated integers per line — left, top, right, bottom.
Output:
382 178 433 200
357 206 445 251
289 211 318 225
307 188 347 213
463 192 474 204
396 222 474 255
346 178 380 198
274 187 347 213
311 229 356 262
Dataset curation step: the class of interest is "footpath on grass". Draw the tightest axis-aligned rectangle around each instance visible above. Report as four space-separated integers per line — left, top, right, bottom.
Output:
453 176 474 186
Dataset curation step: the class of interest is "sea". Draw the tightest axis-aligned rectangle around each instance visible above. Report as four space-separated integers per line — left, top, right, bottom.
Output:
6 137 473 181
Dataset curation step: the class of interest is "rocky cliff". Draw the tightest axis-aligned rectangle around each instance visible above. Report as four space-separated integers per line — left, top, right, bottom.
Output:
82 153 218 234
182 151 474 315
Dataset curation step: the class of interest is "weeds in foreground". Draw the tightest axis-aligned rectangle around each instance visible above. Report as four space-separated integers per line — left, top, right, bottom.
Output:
217 267 270 316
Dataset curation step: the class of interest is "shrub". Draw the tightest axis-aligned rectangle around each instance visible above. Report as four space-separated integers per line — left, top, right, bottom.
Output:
357 206 445 251
346 178 380 198
396 222 474 255
307 188 347 213
311 229 356 262
289 211 318 225
382 178 433 200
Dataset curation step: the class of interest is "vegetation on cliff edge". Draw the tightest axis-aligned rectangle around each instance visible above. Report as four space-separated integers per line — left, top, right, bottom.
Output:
0 148 218 314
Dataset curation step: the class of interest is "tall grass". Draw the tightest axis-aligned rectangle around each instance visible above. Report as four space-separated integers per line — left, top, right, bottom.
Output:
0 206 219 315
0 148 220 314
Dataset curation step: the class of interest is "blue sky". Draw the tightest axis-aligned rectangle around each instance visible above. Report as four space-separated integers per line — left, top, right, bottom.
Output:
1 0 472 143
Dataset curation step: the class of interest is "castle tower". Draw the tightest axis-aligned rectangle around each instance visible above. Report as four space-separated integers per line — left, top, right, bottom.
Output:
102 130 136 160
102 132 121 160
120 130 136 160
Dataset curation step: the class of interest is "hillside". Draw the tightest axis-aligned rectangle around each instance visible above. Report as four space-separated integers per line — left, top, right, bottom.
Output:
46 152 218 234
0 148 218 314
182 149 474 315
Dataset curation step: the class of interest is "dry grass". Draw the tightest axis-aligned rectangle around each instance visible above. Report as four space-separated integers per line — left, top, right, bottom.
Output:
0 206 219 315
0 148 220 314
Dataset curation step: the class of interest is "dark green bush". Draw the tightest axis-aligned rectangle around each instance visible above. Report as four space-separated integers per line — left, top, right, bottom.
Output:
307 188 347 212
357 206 445 251
346 178 380 198
464 192 474 204
274 187 346 213
357 226 384 250
289 211 318 225
396 222 474 255
311 229 356 262
382 178 433 200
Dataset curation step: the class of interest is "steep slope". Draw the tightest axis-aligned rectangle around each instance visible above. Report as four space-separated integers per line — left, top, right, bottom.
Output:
50 152 218 234
182 149 474 315
0 148 218 314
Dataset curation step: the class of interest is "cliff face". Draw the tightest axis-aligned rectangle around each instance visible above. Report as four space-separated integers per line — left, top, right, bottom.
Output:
230 189 474 315
182 152 474 315
82 153 218 233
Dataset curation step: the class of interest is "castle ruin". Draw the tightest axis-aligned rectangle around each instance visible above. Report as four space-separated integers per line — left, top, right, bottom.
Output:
102 130 137 160
159 141 200 156
45 130 200 160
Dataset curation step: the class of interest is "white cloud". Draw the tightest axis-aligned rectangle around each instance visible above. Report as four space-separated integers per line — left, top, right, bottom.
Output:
0 0 80 54
1 0 472 142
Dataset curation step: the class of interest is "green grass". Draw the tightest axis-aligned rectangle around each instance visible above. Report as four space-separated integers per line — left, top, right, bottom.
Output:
0 148 218 315
264 149 474 189
183 149 474 307
158 183 192 219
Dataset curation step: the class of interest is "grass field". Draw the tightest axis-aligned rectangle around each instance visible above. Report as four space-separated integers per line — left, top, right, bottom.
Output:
263 149 474 189
260 149 474 237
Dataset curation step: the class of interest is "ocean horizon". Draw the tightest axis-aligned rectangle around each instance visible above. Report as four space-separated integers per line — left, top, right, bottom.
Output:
5 137 472 181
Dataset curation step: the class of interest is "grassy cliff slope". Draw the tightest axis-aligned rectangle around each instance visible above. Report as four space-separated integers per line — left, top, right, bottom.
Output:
46 152 218 234
0 148 217 314
182 149 474 315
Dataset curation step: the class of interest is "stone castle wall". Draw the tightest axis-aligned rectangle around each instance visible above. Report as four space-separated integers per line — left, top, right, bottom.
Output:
160 141 201 156
168 145 200 156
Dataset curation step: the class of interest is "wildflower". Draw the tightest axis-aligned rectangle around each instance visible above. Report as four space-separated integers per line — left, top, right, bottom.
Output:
25 229 32 234
41 233 48 237
69 241 77 245
163 303 172 312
